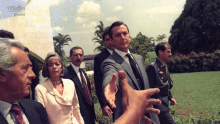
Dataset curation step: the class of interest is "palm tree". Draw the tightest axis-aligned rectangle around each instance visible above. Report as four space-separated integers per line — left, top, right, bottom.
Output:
156 34 166 43
53 33 72 63
93 21 106 52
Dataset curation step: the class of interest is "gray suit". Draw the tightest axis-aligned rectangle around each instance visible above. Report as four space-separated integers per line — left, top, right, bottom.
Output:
101 51 160 124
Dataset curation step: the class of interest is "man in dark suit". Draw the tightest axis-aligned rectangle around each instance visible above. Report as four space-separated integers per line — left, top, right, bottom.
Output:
101 21 160 124
0 39 49 124
64 46 96 124
94 28 114 116
146 42 177 124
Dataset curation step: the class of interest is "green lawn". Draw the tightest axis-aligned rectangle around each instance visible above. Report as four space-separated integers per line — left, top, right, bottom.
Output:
170 71 220 120
93 71 220 123
145 51 157 64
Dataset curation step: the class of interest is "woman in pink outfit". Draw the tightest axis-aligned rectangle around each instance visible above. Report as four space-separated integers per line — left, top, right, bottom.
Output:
35 53 84 124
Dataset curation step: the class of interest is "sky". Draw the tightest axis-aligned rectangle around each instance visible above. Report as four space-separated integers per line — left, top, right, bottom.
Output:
0 0 187 56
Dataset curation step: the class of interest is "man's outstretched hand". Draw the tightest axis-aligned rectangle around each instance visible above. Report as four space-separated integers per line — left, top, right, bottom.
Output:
104 73 117 109
106 70 162 124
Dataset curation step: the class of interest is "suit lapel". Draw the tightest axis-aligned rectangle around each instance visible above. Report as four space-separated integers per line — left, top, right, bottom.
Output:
101 48 111 60
156 58 168 81
43 79 72 106
112 51 140 90
67 65 89 103
18 100 36 124
0 112 8 124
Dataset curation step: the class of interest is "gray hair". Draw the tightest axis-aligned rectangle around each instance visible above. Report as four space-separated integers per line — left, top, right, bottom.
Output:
0 38 24 71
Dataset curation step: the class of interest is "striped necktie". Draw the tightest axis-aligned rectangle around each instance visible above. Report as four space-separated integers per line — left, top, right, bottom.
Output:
79 68 93 105
10 104 25 124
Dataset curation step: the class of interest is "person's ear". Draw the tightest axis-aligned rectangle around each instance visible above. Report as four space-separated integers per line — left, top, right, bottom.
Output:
158 50 163 55
0 69 7 82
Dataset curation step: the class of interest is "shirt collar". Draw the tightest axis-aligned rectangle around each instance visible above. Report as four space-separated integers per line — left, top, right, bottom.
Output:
157 58 167 67
70 63 80 72
0 101 19 118
115 49 130 58
106 48 113 55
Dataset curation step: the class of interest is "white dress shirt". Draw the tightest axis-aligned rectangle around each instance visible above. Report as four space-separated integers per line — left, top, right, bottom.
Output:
0 101 29 124
106 48 113 55
70 63 88 85
115 49 131 65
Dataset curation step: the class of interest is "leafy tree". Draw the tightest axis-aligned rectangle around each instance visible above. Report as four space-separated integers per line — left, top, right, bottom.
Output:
153 34 167 47
130 32 154 59
93 21 109 52
169 0 220 55
53 33 72 63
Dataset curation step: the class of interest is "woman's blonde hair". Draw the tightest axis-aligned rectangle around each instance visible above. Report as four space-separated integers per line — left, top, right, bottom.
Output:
42 52 64 77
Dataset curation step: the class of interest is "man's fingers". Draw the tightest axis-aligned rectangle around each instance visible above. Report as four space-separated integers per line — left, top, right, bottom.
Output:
118 70 130 91
141 116 152 124
147 99 162 106
108 100 116 109
144 88 160 98
108 107 113 114
145 107 160 115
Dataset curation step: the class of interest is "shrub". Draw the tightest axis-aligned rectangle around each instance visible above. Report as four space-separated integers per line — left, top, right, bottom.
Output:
166 49 220 73
88 75 113 124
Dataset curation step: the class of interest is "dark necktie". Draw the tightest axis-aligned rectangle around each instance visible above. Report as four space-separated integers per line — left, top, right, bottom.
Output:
79 68 93 105
126 54 144 90
10 104 25 124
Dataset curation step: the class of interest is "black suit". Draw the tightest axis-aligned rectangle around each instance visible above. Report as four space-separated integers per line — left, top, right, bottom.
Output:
94 48 111 107
64 65 96 124
146 58 175 124
0 99 49 124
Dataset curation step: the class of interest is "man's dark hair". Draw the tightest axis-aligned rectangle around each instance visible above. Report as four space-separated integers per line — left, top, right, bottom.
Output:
69 46 84 56
0 30 15 39
102 27 110 41
155 42 171 56
108 21 129 39
24 47 30 53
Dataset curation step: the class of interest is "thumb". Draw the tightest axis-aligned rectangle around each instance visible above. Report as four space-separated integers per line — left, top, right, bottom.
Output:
110 73 117 85
118 70 130 91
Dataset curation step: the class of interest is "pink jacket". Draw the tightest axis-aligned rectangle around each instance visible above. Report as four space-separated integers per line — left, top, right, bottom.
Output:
35 78 84 124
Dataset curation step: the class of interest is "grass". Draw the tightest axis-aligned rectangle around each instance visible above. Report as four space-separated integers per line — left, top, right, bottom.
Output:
169 71 220 121
145 51 157 65
91 62 220 123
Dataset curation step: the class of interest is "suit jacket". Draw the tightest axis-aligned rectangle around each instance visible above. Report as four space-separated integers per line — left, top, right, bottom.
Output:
0 99 49 124
101 51 160 124
35 78 84 124
64 65 96 124
146 58 173 112
94 48 111 107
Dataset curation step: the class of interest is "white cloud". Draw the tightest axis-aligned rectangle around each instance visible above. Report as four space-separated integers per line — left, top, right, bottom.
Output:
22 0 28 2
114 6 123 11
48 0 66 6
106 16 121 22
53 26 64 32
144 5 182 14
63 16 68 21
83 21 97 28
0 11 1 15
77 1 100 16
75 17 88 23
68 29 94 35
